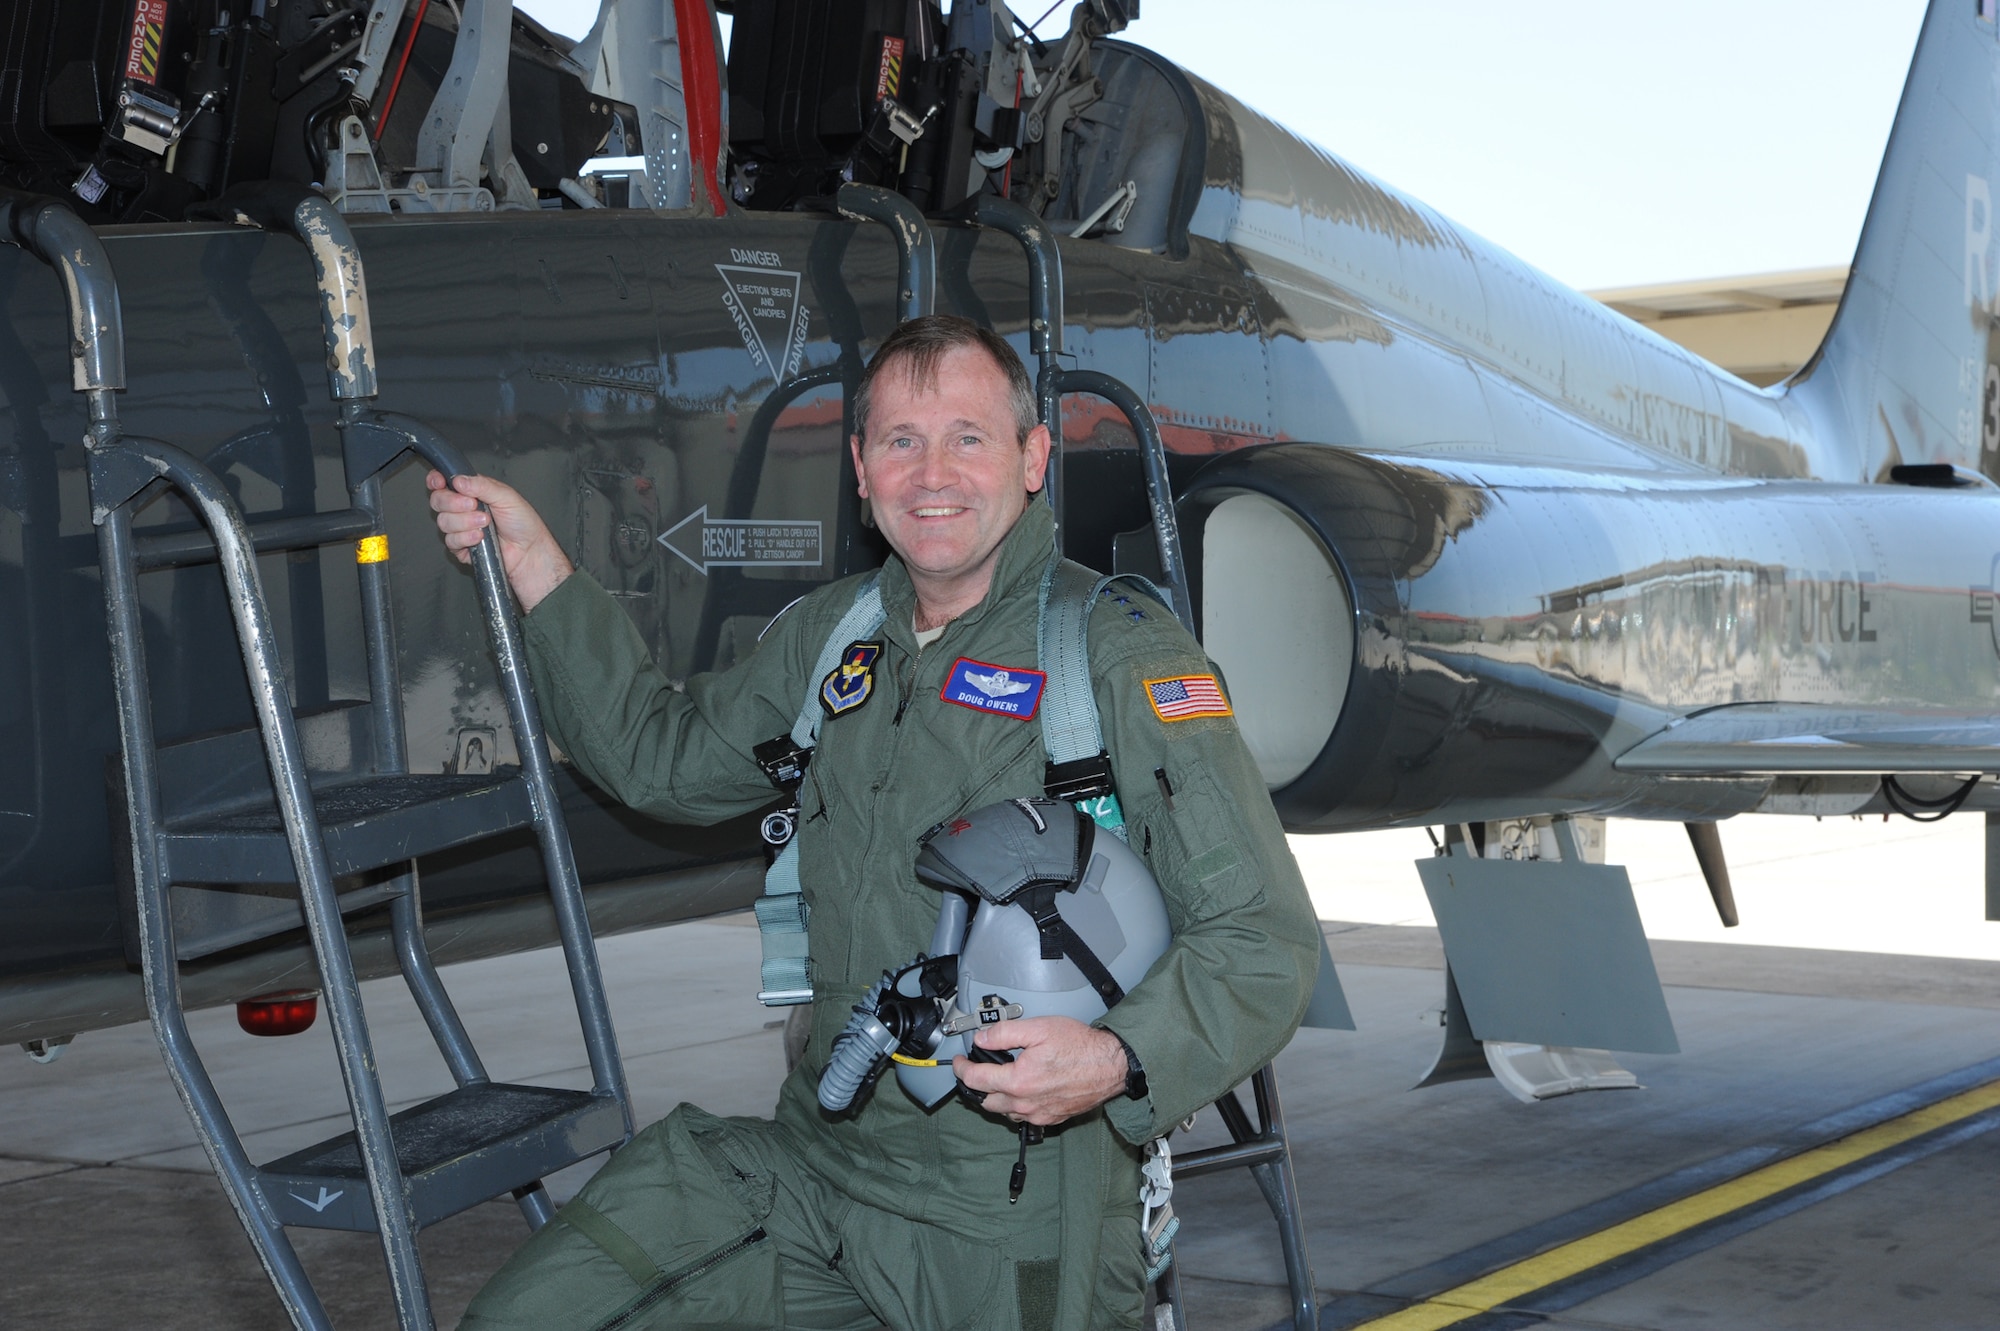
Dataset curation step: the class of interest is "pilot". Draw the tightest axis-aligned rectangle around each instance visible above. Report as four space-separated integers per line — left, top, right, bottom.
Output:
428 315 1318 1330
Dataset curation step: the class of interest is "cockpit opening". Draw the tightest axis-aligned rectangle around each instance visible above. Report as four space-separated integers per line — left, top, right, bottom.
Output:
0 0 1201 252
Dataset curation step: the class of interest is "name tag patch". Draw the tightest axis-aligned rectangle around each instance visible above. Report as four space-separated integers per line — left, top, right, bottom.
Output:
821 640 882 717
1145 674 1232 722
940 657 1046 720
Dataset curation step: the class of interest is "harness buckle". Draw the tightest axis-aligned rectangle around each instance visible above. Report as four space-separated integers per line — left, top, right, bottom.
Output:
1043 752 1115 803
760 808 798 847
754 734 813 794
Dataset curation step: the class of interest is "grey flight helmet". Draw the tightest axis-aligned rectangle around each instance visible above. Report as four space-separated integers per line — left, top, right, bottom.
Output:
817 796 1172 1113
925 795 1171 1016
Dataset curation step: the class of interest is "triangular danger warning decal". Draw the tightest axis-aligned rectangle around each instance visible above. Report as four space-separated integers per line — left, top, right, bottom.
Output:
717 259 809 383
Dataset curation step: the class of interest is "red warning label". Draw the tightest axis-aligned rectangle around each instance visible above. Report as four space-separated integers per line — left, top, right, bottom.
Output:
124 0 169 84
875 35 905 104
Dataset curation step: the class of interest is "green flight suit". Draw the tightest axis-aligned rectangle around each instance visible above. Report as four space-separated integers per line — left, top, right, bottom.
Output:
460 499 1318 1331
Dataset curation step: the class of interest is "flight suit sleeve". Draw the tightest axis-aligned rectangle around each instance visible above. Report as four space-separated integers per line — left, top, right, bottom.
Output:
520 568 826 824
1087 609 1320 1144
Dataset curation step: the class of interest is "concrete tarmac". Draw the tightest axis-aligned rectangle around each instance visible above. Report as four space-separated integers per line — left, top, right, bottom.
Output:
4 817 1999 1329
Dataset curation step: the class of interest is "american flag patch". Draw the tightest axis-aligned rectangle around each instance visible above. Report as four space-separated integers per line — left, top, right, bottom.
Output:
1145 674 1231 722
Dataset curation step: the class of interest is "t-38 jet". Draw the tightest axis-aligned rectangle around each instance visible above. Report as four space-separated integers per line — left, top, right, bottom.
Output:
1 0 1997 1323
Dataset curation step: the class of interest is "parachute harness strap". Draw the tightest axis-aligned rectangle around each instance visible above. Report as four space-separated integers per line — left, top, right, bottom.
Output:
755 576 885 1005
1037 558 1168 841
1035 557 1179 1276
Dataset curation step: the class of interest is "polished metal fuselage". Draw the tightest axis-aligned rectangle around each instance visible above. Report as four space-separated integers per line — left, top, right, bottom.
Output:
4 30 1995 1034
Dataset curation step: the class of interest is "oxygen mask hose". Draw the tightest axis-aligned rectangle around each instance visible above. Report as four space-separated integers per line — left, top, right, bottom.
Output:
819 951 961 1112
821 891 975 1113
818 971 900 1113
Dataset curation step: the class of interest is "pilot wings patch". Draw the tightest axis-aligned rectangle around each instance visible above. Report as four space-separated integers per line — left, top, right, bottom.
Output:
939 657 1046 720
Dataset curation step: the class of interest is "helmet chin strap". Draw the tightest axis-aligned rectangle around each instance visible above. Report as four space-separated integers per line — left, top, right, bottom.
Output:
1013 881 1125 1008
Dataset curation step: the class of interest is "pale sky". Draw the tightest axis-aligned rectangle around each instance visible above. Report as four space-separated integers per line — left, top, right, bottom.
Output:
519 0 1929 291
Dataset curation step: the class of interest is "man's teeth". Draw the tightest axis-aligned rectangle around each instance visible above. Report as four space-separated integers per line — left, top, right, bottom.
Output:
913 507 964 517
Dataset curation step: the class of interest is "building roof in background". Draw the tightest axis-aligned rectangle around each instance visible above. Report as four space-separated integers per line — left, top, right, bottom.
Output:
1590 266 1850 320
1587 266 1850 386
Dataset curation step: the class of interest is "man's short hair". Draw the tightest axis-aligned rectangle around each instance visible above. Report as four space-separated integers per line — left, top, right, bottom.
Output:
852 314 1040 445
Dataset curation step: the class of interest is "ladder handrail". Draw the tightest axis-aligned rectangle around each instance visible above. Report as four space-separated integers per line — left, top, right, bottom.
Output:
190 186 379 399
969 196 1066 363
109 433 437 1328
837 182 937 320
691 360 849 672
968 196 1068 519
352 466 496 1097
0 193 125 393
1052 366 1193 635
295 194 381 399
96 495 338 1331
957 195 1190 629
342 411 634 1117
5 193 360 1331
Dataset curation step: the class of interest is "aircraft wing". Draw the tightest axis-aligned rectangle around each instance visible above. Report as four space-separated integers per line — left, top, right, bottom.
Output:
1615 703 2000 775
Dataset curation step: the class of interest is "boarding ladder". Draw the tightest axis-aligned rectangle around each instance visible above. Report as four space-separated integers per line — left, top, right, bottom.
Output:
839 184 1320 1331
0 187 632 1331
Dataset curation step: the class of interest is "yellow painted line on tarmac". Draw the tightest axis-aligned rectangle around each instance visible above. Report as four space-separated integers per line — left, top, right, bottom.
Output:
1352 1078 2000 1331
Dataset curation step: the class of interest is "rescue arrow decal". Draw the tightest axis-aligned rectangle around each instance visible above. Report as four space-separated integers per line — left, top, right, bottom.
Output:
659 505 822 575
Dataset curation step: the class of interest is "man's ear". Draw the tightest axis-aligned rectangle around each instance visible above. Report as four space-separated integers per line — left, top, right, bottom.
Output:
850 434 870 498
1022 422 1053 494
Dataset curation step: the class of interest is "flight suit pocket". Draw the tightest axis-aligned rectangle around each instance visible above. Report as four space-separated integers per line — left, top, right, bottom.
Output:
933 725 1044 825
459 1105 782 1331
1134 758 1254 931
801 764 833 829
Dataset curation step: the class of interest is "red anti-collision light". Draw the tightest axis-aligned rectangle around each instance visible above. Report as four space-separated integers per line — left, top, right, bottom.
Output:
236 990 319 1037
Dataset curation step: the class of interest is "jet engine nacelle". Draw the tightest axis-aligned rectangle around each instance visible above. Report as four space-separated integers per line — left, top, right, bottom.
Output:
1180 444 1767 832
1177 443 2000 832
1180 442 1528 833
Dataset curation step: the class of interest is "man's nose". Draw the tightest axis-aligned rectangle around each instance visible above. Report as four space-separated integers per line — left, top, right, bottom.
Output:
913 442 956 490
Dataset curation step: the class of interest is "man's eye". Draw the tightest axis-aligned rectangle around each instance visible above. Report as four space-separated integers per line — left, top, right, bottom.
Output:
957 435 983 447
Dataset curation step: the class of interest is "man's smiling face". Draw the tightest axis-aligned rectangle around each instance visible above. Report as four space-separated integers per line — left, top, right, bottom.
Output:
851 343 1051 618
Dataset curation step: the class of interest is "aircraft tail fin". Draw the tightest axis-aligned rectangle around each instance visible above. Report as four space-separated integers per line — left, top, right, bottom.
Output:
1793 0 2000 482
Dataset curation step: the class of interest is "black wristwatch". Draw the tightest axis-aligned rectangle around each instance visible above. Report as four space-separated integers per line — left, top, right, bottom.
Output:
1111 1032 1148 1101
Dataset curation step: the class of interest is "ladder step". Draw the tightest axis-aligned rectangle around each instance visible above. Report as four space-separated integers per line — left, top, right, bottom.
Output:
257 1083 624 1232
163 772 534 883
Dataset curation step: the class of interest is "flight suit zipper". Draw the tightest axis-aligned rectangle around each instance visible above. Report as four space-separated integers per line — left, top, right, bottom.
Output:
589 1227 768 1331
847 628 947 980
893 634 937 725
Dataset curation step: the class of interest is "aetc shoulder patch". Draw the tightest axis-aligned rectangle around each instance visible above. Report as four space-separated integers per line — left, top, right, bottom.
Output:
821 641 882 717
940 657 1047 720
1145 674 1232 722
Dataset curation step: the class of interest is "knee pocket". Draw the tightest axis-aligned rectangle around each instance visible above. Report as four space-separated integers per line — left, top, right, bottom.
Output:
840 1215 1057 1331
460 1105 784 1331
